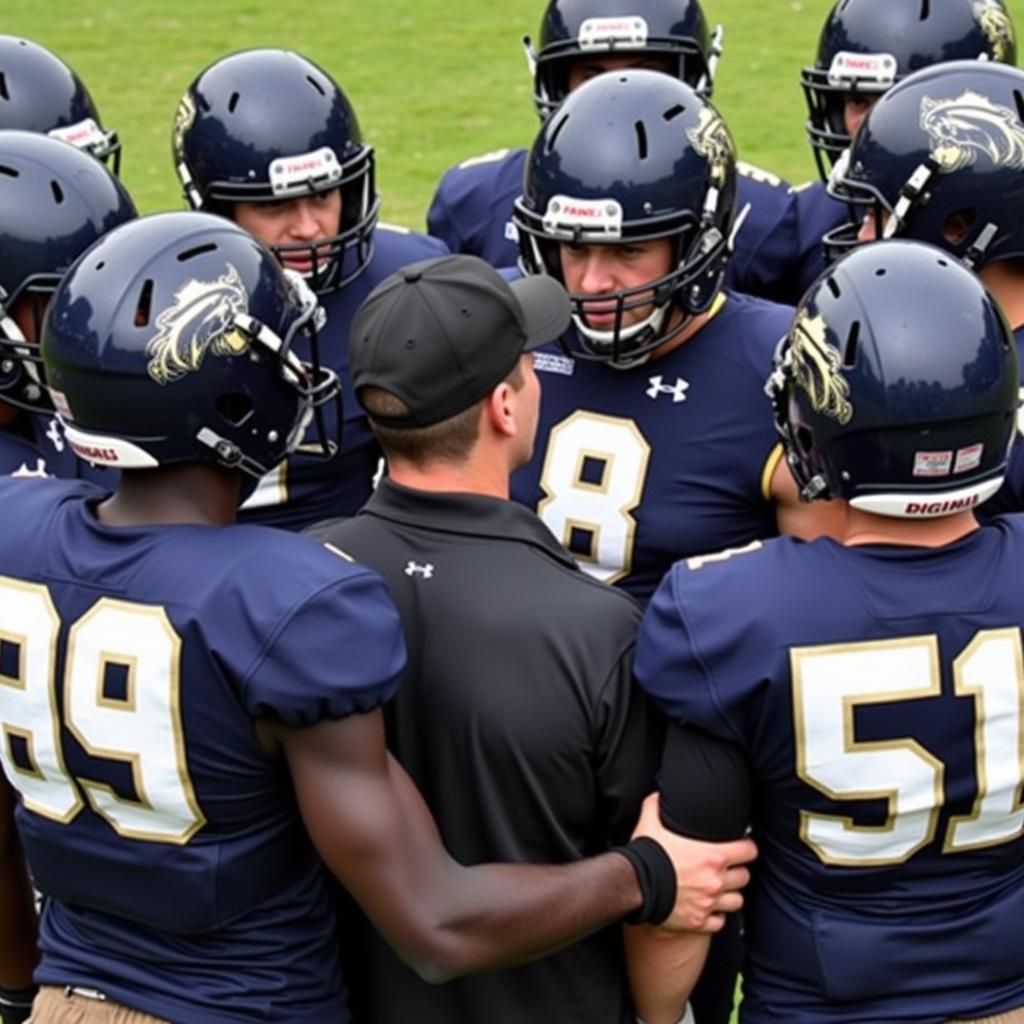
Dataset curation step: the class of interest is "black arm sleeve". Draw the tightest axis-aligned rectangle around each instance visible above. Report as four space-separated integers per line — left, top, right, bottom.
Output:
656 720 752 841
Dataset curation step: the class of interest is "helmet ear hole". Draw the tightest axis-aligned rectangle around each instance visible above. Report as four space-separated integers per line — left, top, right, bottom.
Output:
216 391 255 427
795 424 815 457
942 208 976 246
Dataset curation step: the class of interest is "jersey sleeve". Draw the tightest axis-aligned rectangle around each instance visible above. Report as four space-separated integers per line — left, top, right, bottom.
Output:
238 552 406 726
726 164 801 305
635 550 781 748
426 166 469 252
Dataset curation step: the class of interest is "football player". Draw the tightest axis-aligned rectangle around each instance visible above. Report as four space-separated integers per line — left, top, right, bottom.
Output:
0 211 755 1024
0 130 136 479
426 0 800 303
0 35 121 173
173 47 448 530
790 0 1017 300
628 239 1024 1024
510 71 845 606
825 60 1024 515
509 73 838 1023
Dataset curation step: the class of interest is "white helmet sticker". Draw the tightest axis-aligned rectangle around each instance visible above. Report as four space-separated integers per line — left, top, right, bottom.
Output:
47 118 108 153
912 450 954 478
827 50 897 89
578 16 649 51
542 195 623 240
268 147 341 196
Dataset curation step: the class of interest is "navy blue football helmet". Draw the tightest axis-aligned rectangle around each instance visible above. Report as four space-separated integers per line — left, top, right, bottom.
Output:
513 69 736 366
0 130 136 412
825 61 1024 270
801 0 1016 180
0 36 121 173
767 240 1017 518
173 48 378 294
41 212 339 482
524 0 721 120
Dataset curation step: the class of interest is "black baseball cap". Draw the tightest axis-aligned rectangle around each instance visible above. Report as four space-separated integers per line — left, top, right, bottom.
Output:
349 254 571 428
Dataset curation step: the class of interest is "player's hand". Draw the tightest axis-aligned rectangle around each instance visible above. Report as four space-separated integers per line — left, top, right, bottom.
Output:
0 986 37 1024
632 792 756 933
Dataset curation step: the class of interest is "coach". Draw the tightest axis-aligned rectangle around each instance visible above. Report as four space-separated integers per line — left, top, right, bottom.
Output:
311 254 676 1023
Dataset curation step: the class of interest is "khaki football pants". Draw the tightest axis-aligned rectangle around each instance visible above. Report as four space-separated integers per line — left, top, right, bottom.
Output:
947 1009 1024 1024
28 986 170 1024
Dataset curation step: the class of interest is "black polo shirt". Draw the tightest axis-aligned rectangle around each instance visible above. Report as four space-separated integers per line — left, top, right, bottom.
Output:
310 478 661 1024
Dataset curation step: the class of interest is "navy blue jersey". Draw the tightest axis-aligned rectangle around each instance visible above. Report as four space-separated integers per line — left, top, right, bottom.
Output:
0 476 405 1023
239 225 448 530
427 148 800 302
726 162 800 305
0 411 116 487
979 324 1024 518
510 291 792 604
636 526 1024 1024
790 180 847 302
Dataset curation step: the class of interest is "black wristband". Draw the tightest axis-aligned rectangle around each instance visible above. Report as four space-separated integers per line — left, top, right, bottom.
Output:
614 836 677 925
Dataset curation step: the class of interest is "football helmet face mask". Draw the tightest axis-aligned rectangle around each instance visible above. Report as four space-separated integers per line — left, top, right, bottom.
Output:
173 48 379 294
0 35 121 173
767 240 1017 518
0 131 137 413
824 61 1024 270
801 0 1016 180
524 0 722 120
514 70 736 367
41 212 340 484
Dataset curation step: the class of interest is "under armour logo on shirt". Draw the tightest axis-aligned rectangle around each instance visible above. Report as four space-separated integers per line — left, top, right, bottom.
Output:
646 375 689 403
404 561 435 579
45 418 65 452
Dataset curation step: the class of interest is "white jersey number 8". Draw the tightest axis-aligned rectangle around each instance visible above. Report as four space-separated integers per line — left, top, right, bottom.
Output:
537 411 651 585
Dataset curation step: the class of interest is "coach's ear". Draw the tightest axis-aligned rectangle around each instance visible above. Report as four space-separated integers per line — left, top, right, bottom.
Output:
483 379 517 439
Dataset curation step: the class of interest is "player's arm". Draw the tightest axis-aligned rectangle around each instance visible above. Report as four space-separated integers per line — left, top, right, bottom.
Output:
0 775 38 1023
269 709 756 983
769 448 847 540
626 721 754 1024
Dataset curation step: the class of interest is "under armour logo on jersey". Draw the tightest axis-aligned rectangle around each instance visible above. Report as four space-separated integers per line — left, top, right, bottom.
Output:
646 375 689 403
404 561 435 579
45 418 65 452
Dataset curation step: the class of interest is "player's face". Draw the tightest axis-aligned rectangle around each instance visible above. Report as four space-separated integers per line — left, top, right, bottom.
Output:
559 239 674 331
857 206 889 243
843 93 878 137
10 294 47 344
233 190 343 274
566 53 674 92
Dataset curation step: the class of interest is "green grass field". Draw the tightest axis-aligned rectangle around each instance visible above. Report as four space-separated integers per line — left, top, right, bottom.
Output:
12 0 1022 228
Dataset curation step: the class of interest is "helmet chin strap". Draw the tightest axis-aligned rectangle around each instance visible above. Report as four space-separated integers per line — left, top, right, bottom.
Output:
574 301 670 369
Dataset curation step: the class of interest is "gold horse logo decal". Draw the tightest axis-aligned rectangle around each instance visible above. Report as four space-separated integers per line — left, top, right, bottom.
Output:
921 89 1024 174
789 309 853 425
687 107 734 186
973 1 1015 64
146 265 250 385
